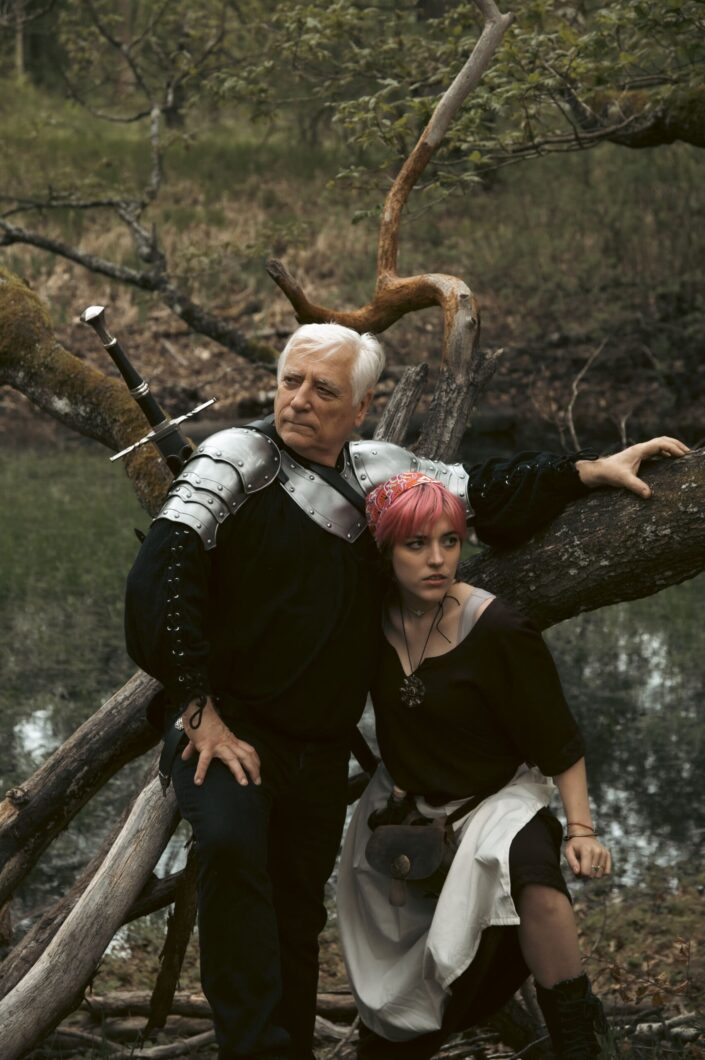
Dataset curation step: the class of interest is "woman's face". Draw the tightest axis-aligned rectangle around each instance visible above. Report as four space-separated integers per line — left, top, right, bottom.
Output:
390 514 462 605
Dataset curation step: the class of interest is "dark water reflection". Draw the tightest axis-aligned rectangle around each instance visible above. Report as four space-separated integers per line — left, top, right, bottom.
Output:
546 585 705 881
1 449 703 925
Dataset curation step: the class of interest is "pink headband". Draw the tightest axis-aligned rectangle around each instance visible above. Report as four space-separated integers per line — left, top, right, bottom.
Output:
365 472 434 538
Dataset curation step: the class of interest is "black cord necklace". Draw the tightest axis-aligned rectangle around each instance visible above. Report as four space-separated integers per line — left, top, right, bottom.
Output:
398 597 445 708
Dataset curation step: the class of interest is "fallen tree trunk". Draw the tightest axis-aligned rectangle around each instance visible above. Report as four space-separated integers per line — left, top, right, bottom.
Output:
463 449 705 627
0 269 172 513
82 989 358 1023
0 774 180 1060
0 803 134 1000
0 669 159 908
0 757 171 1002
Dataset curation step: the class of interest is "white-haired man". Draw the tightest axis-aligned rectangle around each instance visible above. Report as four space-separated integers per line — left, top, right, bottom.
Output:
125 323 686 1060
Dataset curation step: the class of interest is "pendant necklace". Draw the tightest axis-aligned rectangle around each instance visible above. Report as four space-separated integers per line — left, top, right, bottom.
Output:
399 597 444 709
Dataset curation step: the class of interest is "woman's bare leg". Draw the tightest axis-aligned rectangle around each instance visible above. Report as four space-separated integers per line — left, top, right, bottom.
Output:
516 884 582 987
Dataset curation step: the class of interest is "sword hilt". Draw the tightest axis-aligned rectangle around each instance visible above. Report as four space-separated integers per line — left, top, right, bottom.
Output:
80 304 209 475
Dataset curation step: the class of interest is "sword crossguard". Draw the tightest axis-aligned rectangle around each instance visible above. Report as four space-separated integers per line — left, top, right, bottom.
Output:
109 398 218 463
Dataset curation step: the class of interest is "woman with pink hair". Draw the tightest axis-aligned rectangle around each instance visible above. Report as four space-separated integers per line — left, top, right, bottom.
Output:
337 473 611 1060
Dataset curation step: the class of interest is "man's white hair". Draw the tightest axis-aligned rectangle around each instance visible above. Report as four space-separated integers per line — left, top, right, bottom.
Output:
277 323 385 405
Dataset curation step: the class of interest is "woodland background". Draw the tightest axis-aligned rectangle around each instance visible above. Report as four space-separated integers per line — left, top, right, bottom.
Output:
0 1 704 1057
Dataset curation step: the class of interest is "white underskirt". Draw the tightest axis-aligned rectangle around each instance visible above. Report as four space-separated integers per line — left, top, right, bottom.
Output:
336 762 555 1041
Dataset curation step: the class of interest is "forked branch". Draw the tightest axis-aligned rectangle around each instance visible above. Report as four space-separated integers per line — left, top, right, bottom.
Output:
267 0 514 459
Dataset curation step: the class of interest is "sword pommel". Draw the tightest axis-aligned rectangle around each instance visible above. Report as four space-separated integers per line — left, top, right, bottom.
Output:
80 305 114 346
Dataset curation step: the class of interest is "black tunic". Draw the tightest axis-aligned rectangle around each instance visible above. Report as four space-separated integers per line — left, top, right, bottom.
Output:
124 432 593 741
372 597 585 800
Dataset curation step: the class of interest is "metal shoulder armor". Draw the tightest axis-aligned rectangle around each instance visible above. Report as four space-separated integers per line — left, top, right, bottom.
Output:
155 427 281 549
347 439 472 518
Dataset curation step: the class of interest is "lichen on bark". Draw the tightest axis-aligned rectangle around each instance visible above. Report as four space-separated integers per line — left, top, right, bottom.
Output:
0 267 171 515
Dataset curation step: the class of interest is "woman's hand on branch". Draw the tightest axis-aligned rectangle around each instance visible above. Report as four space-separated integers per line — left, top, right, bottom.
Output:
181 697 261 787
576 436 690 498
564 835 612 880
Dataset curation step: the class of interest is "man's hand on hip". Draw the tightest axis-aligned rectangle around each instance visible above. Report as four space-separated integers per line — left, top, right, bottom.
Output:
181 697 261 787
576 436 689 498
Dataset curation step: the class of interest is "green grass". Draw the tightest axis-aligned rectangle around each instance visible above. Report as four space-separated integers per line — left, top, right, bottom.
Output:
0 447 146 766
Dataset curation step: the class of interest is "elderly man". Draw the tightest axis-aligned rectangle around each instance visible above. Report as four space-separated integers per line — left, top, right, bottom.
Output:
125 323 685 1060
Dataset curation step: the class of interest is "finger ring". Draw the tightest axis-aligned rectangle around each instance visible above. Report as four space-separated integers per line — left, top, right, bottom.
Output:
592 864 601 871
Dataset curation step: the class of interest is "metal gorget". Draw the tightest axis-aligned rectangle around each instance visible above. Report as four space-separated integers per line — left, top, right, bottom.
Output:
278 447 367 543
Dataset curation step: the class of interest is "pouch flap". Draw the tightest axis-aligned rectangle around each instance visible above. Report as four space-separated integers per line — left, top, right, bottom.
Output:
365 823 447 880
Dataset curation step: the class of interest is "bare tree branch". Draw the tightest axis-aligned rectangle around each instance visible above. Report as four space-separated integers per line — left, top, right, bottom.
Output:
0 0 56 28
565 342 605 451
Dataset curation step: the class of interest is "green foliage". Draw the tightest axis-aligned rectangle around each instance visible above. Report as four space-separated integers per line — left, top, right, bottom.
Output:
218 0 705 195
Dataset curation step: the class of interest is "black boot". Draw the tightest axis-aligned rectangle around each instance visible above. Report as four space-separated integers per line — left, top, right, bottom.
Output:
535 974 609 1059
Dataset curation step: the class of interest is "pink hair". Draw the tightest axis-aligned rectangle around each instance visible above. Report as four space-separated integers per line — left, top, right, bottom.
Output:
373 481 468 552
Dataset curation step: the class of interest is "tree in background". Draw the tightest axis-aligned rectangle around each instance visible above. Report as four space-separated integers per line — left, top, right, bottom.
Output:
0 0 703 354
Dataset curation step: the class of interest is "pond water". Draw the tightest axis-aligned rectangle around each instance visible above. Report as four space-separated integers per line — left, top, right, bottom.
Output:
1 446 703 929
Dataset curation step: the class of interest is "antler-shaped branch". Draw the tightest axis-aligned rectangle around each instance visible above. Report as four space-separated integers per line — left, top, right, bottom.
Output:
267 0 513 460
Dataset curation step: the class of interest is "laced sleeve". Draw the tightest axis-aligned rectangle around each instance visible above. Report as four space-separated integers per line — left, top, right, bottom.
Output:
125 519 213 715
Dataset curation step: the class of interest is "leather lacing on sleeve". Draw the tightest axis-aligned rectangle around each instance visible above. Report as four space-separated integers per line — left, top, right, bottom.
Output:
165 527 209 719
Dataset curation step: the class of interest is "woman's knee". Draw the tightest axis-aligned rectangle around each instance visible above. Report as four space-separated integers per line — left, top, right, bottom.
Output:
518 883 573 923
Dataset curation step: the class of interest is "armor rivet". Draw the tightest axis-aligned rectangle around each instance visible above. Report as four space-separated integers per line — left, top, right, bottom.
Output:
220 511 225 517
216 449 222 456
174 513 180 518
361 474 367 480
372 450 377 455
327 522 332 528
196 523 202 528
347 533 351 539
264 475 269 480
354 455 360 461
247 483 252 489
238 461 244 467
309 508 314 515
207 498 213 505
218 485 223 491
289 486 295 492
290 463 296 469
309 475 315 481
195 477 201 484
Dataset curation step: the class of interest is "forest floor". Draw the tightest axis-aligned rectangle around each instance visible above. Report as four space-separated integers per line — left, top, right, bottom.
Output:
43 864 703 1059
3 138 705 458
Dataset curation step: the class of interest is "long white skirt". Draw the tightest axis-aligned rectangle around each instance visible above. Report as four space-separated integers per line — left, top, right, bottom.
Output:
336 762 556 1041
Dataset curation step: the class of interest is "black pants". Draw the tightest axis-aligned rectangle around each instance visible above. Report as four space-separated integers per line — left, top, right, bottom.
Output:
172 724 349 1059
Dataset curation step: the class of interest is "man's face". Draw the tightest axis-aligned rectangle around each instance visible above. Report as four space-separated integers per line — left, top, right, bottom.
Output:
274 343 372 466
